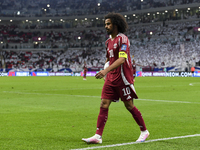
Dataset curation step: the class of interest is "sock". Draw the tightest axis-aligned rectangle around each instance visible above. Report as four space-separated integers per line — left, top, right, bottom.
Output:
129 106 147 131
95 107 108 136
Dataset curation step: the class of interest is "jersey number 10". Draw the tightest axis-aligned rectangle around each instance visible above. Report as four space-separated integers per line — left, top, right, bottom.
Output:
122 87 131 96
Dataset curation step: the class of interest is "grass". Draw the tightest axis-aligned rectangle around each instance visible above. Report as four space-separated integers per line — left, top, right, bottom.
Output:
0 76 200 150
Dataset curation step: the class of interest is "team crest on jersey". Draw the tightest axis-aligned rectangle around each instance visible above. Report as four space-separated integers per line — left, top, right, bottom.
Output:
121 44 127 51
113 43 117 49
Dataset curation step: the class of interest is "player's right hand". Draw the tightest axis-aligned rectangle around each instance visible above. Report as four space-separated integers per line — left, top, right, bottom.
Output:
95 70 106 79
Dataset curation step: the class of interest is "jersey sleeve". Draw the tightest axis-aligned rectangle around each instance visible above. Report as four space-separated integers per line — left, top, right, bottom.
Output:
118 34 129 59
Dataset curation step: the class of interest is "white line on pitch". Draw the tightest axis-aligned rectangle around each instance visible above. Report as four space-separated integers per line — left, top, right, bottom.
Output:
71 134 200 150
2 91 200 104
138 99 192 104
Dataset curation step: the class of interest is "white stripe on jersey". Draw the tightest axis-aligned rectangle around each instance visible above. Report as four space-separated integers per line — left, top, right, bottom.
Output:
121 65 137 95
126 56 130 66
130 84 136 93
121 65 130 85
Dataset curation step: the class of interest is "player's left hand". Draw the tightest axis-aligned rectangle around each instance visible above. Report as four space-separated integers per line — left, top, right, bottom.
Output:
95 70 106 79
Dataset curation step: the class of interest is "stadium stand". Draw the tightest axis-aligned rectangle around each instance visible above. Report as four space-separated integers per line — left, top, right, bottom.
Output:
0 0 200 72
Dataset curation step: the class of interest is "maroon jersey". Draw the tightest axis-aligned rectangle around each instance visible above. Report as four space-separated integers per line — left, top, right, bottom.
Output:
105 33 133 86
83 64 87 72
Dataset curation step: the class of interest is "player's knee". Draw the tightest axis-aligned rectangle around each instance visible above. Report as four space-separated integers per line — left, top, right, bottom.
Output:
124 102 134 111
125 105 133 111
100 99 110 108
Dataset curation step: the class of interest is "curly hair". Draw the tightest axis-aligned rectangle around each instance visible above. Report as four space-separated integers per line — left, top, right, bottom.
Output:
104 12 128 33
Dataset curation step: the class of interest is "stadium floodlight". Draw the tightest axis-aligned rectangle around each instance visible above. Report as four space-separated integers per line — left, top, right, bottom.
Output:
47 4 50 7
10 20 13 22
165 10 168 13
38 37 41 41
60 19 63 21
37 19 40 22
175 9 178 11
96 17 98 20
147 13 150 15
26 20 28 22
97 3 100 6
133 14 135 16
78 36 81 40
198 28 200 31
0 19 1 22
49 19 52 21
150 32 153 35
75 19 77 21
124 15 127 17
157 12 159 14
44 9 47 12
1 41 3 44
85 18 87 20
188 8 190 10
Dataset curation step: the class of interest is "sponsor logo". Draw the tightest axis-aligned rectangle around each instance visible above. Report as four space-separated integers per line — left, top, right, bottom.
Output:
166 72 192 77
121 44 127 51
127 95 132 100
113 43 117 49
0 72 8 76
16 72 29 76
193 71 200 77
142 72 152 77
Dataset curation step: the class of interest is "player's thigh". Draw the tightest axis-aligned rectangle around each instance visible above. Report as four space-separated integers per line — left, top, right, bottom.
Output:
101 84 119 102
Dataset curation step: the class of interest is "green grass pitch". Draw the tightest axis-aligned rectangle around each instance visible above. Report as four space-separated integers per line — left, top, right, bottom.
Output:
0 76 200 150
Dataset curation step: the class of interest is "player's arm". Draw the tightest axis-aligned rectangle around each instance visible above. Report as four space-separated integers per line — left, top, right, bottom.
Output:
95 50 127 79
105 43 128 72
95 57 125 79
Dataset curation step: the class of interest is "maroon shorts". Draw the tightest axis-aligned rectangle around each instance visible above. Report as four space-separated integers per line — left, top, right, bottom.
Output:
101 84 138 102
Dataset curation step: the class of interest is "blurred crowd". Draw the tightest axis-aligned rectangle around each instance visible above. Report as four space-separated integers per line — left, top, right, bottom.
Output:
0 0 200 72
1 0 200 17
1 19 200 72
0 48 105 72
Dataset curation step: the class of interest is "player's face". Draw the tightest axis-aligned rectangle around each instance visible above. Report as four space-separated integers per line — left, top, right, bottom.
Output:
105 19 113 35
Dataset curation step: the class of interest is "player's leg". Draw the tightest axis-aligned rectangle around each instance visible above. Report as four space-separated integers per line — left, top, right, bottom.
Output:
83 72 86 80
123 100 146 130
123 100 149 142
96 99 111 135
120 85 149 142
82 99 111 144
82 83 117 144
